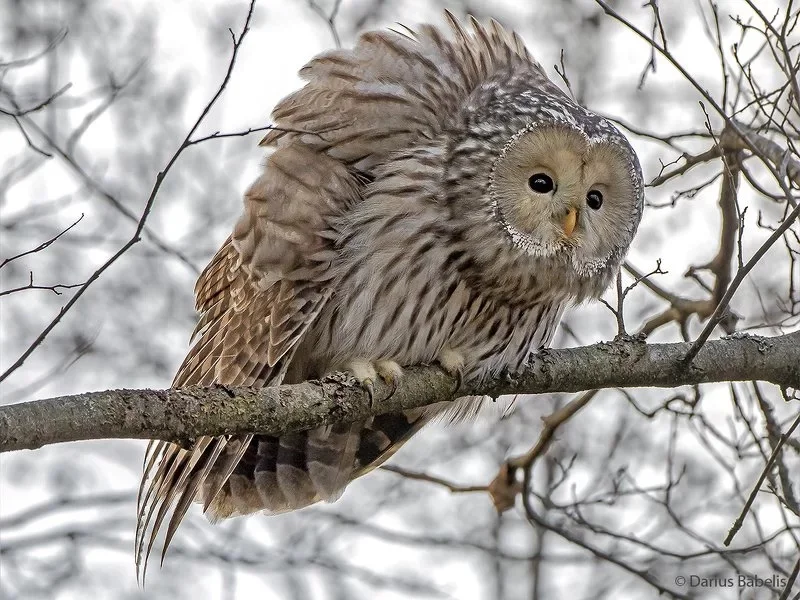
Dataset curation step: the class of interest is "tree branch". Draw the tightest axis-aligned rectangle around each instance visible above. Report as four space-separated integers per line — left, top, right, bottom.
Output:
721 122 800 191
1 332 798 453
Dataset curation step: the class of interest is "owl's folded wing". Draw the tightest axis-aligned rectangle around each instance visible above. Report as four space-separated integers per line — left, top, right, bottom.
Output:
135 144 361 580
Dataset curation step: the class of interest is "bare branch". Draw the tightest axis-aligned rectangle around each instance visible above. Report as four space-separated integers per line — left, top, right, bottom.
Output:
724 411 800 546
554 49 576 100
685 200 800 360
0 29 67 70
779 556 800 600
186 124 324 147
0 271 85 298
722 122 800 191
1 332 798 452
0 83 71 117
307 0 343 48
0 214 84 270
648 147 723 187
380 465 489 494
595 0 800 205
508 389 599 472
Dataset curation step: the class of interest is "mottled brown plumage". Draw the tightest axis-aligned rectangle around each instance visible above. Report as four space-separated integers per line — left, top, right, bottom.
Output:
136 12 643 576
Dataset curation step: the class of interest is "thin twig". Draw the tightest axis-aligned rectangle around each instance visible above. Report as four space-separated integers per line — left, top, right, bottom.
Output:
380 465 488 493
0 272 85 297
307 0 343 48
0 214 84 270
186 124 322 147
508 390 599 472
685 200 800 362
724 411 800 546
0 29 68 70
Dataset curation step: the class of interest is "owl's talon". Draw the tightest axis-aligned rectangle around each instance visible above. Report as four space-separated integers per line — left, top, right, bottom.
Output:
374 359 403 402
345 358 403 406
451 366 463 394
436 347 466 394
383 377 399 401
363 379 376 406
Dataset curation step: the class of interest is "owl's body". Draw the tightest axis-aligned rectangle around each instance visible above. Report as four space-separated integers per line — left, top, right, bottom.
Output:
136 13 643 572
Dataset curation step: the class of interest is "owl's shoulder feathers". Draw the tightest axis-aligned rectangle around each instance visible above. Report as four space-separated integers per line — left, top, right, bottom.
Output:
261 12 548 171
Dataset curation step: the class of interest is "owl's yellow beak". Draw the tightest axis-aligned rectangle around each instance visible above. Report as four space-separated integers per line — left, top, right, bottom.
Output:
562 207 578 237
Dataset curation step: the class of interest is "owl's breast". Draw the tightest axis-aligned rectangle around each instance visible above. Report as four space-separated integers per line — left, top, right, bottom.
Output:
290 193 570 381
443 286 564 380
293 261 564 384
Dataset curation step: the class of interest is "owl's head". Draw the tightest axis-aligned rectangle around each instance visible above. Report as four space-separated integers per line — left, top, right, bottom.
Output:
490 117 643 275
451 76 644 300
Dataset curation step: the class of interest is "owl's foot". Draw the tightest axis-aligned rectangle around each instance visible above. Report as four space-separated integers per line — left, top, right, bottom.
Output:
345 358 404 406
436 347 466 393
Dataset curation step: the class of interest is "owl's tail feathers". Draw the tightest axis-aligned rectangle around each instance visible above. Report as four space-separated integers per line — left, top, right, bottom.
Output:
135 434 246 583
135 410 430 581
204 408 431 521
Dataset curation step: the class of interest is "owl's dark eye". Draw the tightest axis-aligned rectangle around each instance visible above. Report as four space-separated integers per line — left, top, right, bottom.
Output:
528 173 554 194
586 190 603 210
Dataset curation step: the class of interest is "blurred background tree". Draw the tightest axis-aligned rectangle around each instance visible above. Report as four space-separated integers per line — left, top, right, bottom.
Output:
1 1 797 598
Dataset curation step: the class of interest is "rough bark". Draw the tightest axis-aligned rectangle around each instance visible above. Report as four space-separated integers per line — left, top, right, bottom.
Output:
1 332 798 452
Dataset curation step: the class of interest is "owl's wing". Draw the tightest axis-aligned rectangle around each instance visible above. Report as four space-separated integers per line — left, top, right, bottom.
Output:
261 11 546 171
135 143 360 579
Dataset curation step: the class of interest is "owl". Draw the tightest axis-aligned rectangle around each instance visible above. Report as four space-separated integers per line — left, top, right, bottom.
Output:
136 12 644 574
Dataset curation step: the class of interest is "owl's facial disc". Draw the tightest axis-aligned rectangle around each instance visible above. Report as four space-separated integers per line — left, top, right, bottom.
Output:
490 125 640 274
